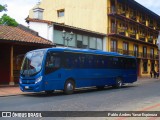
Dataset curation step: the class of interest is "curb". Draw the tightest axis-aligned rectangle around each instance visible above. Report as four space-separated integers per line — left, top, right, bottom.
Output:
0 91 30 97
0 94 22 97
0 85 19 87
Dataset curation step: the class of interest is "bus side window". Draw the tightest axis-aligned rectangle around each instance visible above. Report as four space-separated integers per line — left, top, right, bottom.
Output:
124 58 128 69
128 58 136 69
64 53 72 69
124 58 136 69
119 57 125 69
45 52 61 74
65 58 70 68
89 55 93 68
107 56 113 69
73 53 79 68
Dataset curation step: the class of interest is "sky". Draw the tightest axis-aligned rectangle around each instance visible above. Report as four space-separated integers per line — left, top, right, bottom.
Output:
0 0 160 26
0 0 38 26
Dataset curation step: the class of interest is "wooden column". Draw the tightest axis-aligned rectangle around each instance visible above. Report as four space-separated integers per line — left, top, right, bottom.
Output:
9 45 15 85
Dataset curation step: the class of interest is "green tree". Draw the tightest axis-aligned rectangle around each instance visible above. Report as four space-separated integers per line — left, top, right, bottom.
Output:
0 14 18 26
0 4 7 12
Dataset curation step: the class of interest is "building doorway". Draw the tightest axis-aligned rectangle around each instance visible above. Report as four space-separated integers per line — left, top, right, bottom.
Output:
151 61 155 71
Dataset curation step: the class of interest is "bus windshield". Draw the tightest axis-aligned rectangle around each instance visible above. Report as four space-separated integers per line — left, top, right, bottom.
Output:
20 50 45 76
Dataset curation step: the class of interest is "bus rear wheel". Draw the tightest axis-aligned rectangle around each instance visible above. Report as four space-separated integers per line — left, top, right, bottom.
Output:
64 79 75 95
113 77 123 88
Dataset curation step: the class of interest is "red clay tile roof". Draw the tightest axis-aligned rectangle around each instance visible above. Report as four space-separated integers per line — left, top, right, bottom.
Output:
26 18 52 25
0 25 53 46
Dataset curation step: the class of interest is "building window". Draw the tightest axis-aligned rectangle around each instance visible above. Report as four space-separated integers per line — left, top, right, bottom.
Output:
111 40 117 52
111 20 116 33
143 61 148 73
143 46 147 58
150 48 154 59
54 30 103 50
133 45 138 57
54 30 64 45
89 37 96 49
77 34 83 48
123 42 129 55
83 36 89 49
57 9 65 17
97 38 103 50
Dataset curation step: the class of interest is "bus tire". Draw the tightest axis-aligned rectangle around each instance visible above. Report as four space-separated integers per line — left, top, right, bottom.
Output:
64 79 75 95
45 90 54 94
113 77 123 88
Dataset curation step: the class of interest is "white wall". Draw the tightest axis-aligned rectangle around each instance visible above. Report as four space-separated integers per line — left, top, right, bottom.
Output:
48 25 54 42
29 22 53 42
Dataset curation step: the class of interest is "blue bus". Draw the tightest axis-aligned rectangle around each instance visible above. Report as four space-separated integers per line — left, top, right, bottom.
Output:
19 47 137 94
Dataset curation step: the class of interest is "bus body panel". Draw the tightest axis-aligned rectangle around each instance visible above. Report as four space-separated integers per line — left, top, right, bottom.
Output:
20 72 45 92
44 68 68 90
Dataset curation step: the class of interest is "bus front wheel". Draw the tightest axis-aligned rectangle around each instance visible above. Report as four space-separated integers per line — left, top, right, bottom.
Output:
64 79 75 95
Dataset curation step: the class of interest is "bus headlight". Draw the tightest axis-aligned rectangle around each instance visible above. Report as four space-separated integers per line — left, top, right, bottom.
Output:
35 76 43 84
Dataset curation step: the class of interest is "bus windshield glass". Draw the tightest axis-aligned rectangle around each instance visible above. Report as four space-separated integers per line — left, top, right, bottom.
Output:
20 50 45 76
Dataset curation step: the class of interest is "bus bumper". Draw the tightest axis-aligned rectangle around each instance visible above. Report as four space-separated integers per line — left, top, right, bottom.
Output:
19 83 42 92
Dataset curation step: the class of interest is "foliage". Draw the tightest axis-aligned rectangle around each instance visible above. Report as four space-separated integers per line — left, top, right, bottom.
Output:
0 4 7 12
0 14 18 26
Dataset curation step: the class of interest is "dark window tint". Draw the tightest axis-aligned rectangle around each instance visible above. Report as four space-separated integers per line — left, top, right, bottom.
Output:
125 58 136 69
45 52 62 74
63 52 136 70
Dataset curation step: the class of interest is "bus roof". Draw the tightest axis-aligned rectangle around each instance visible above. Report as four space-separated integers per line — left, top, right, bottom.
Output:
33 47 136 58
50 47 136 58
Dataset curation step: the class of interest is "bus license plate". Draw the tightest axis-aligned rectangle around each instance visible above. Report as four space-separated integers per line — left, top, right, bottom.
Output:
25 86 29 89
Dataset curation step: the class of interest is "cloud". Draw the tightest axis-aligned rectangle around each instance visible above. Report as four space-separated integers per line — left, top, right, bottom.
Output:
135 0 160 15
0 0 37 26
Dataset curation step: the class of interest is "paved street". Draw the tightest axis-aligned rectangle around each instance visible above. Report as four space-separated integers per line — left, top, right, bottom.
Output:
0 78 160 120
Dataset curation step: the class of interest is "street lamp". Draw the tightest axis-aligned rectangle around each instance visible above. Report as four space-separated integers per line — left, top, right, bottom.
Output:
156 31 160 77
62 29 74 47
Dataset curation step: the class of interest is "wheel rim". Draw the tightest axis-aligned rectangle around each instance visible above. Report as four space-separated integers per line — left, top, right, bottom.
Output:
66 82 73 91
117 79 122 87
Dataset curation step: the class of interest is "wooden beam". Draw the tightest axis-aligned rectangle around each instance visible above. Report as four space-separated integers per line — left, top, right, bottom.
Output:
9 45 15 85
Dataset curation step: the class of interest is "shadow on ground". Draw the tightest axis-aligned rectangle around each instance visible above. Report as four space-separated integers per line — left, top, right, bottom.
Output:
21 84 136 98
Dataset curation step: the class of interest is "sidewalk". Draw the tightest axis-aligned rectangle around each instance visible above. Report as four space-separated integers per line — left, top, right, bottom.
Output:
0 85 26 97
0 78 159 97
